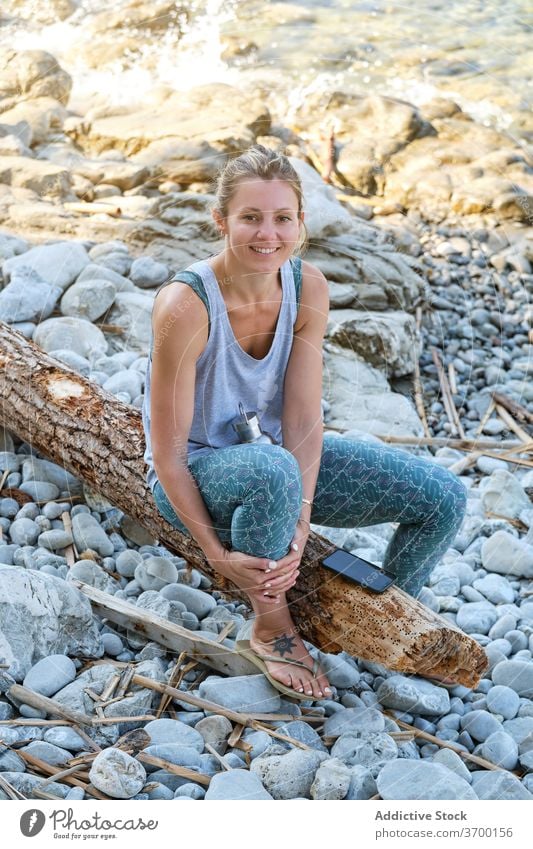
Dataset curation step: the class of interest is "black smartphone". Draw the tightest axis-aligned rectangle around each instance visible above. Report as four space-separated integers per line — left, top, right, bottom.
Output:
321 548 396 593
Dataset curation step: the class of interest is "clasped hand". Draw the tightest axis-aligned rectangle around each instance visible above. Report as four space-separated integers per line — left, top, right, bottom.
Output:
207 519 310 605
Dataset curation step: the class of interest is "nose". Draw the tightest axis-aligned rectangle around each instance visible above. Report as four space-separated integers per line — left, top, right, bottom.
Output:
255 217 277 240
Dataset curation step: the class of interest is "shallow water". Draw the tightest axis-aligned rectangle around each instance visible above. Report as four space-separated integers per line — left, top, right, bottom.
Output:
1 0 531 139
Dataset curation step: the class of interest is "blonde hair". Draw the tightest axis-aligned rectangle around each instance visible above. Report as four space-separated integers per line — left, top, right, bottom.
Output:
213 144 308 255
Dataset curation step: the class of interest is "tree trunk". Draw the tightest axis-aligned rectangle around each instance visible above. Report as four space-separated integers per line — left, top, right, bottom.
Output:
0 323 487 687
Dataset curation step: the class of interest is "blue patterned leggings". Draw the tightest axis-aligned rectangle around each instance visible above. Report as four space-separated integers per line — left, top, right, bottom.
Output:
153 435 467 598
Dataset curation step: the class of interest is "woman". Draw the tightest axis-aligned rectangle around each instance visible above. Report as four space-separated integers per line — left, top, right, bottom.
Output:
142 145 467 701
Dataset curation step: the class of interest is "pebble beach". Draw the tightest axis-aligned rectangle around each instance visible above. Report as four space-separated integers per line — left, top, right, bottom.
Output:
0 0 532 802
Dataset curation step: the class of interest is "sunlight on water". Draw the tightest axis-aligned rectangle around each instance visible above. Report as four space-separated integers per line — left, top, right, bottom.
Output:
0 0 529 134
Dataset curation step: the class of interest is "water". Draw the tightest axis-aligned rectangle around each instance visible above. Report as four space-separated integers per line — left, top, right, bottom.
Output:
0 0 531 139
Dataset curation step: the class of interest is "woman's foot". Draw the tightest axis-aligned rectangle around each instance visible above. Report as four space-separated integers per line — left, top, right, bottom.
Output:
250 617 331 700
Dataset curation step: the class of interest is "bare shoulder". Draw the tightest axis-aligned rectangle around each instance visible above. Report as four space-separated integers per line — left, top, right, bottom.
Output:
152 279 209 361
294 259 329 333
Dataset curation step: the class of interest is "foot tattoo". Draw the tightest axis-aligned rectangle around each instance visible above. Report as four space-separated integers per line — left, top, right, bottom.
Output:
272 633 297 657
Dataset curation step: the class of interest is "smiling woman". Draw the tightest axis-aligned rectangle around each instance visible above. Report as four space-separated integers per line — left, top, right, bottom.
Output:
141 144 468 700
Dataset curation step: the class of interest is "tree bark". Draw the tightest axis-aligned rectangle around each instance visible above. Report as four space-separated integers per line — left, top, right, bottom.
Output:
0 323 487 687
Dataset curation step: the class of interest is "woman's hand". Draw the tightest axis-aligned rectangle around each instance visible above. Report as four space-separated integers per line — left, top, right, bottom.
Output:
206 547 299 604
205 526 309 605
257 518 311 600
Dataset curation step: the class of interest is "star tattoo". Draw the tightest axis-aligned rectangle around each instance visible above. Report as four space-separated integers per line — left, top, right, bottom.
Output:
272 633 297 657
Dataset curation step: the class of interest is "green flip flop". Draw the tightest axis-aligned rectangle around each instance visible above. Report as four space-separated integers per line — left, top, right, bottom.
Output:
235 619 325 702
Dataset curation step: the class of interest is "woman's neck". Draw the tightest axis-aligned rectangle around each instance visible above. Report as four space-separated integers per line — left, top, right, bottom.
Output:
209 253 282 306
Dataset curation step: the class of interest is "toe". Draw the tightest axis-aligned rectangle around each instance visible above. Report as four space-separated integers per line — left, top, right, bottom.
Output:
318 673 331 696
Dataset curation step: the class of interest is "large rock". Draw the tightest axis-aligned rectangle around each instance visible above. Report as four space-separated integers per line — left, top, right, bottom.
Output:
79 84 270 158
105 291 154 353
0 266 62 323
250 748 328 799
205 769 273 800
34 316 108 359
89 748 146 799
0 98 68 146
0 156 71 199
289 158 354 237
0 50 72 105
492 660 533 698
3 241 90 290
326 309 416 377
470 770 532 800
0 567 102 680
60 278 116 321
376 675 451 716
481 532 533 579
198 674 281 714
377 760 477 800
480 470 531 520
71 512 114 557
322 342 423 436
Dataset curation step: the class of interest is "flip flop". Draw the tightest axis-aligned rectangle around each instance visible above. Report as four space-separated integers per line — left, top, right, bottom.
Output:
235 619 325 702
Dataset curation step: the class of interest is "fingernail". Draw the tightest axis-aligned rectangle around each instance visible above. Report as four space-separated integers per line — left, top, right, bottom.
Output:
324 687 332 693
265 583 271 588
292 543 298 551
268 561 277 569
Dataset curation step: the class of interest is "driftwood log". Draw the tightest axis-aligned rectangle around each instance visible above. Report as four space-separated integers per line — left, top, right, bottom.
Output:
0 323 487 687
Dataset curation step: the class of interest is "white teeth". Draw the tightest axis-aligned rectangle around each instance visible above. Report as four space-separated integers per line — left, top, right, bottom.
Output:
251 247 278 254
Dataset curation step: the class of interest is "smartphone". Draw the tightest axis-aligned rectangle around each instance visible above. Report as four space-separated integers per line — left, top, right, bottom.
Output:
321 548 396 593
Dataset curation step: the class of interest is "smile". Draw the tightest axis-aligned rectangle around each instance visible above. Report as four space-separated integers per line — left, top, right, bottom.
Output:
250 247 280 254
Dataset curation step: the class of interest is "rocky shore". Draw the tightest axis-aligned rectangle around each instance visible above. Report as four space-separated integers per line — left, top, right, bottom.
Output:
0 44 532 801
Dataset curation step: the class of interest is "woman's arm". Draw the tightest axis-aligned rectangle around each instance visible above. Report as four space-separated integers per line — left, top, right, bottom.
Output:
150 283 226 563
282 261 330 526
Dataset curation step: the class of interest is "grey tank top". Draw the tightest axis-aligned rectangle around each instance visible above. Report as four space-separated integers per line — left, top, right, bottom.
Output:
142 256 302 493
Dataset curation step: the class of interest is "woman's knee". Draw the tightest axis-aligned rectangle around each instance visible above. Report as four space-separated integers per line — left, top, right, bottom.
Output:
258 444 301 483
435 468 468 526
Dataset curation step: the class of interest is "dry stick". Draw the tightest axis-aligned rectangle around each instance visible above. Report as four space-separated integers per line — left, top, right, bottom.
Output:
492 391 533 425
136 752 211 787
448 362 458 396
130 675 318 734
71 724 101 754
431 347 465 439
0 469 9 492
63 201 122 217
40 764 89 787
485 512 529 532
0 719 72 727
8 684 93 726
413 306 431 438
61 510 78 566
476 398 496 436
251 721 311 752
381 435 528 451
227 724 249 750
0 773 26 800
31 787 64 801
115 664 136 699
14 749 108 799
495 404 532 444
385 713 519 774
448 451 483 476
155 653 186 719
100 671 122 703
204 742 234 771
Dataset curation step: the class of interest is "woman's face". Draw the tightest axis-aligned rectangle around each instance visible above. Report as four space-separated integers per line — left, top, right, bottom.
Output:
216 177 303 272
